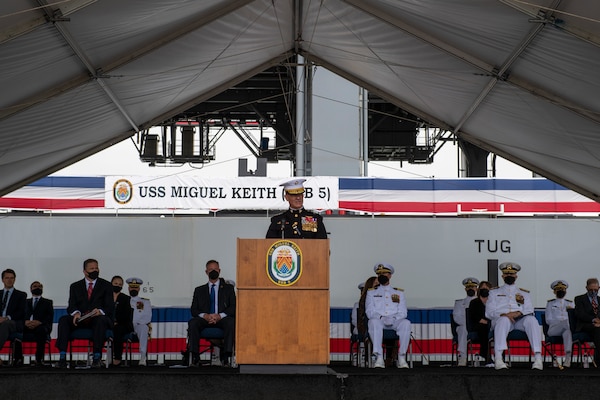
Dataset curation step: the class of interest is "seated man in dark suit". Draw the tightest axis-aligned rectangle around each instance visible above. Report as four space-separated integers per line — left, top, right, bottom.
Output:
187 259 236 366
574 277 600 367
55 258 114 368
13 281 54 366
0 268 27 366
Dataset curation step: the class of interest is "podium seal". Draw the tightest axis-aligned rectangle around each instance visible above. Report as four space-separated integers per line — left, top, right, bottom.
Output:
266 240 303 286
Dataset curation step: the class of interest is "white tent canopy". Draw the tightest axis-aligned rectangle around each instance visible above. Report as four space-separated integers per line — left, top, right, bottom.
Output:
2 0 600 200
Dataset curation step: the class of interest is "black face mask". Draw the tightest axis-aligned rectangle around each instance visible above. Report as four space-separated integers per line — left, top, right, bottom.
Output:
377 275 389 285
208 270 220 280
479 288 490 298
556 290 566 299
31 288 42 296
88 271 99 280
129 290 139 297
466 289 476 297
503 276 516 285
112 285 122 293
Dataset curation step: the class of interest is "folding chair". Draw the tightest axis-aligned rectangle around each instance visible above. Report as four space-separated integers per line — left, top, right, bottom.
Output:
464 308 484 366
188 327 234 366
450 312 459 365
10 331 52 366
541 312 564 367
68 328 114 368
365 328 409 367
349 309 369 367
489 328 531 366
568 308 595 367
123 332 139 366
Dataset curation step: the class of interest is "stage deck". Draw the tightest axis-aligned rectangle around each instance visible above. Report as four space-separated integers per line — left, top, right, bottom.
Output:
1 361 598 400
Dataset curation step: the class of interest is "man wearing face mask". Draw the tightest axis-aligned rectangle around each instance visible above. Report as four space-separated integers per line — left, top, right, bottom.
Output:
13 281 54 366
55 258 114 368
545 280 573 368
127 277 152 366
453 277 479 367
187 260 236 367
574 277 600 367
365 263 411 369
469 281 493 366
485 262 543 370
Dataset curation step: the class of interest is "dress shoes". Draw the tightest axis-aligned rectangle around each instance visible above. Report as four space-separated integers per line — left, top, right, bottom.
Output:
494 359 508 370
397 356 409 369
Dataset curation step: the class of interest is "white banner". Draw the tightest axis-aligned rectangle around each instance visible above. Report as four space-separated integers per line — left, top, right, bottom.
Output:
105 176 339 210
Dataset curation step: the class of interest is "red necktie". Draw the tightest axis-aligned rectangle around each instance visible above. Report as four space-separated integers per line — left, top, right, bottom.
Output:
87 282 93 300
593 297 598 316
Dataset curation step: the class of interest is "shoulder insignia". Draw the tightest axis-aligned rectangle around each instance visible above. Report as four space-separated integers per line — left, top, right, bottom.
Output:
566 299 574 303
394 287 404 292
547 299 555 302
142 297 150 300
519 288 530 293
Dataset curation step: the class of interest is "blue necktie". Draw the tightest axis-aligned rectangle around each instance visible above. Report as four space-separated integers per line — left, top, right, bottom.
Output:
210 284 216 314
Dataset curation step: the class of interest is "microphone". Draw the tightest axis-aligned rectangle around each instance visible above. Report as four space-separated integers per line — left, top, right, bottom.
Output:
280 217 286 239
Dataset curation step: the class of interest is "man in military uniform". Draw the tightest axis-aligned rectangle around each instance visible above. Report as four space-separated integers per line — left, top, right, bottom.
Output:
485 262 543 370
365 263 411 368
127 277 152 366
545 280 573 368
265 178 327 239
453 277 479 366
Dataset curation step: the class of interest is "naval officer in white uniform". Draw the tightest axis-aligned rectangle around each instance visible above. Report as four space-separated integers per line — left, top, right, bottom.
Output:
545 279 573 367
485 262 543 370
366 263 411 368
127 277 152 366
453 277 479 366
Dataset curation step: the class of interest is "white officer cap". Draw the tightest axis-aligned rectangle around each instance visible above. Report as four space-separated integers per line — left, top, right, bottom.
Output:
499 262 521 273
280 178 306 195
462 277 479 287
358 282 365 290
550 280 568 290
373 263 394 275
126 277 143 288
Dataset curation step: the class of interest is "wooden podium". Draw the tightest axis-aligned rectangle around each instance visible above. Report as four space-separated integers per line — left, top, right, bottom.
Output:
236 238 330 373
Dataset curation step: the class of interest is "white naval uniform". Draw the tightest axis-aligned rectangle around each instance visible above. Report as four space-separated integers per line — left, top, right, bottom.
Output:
366 285 411 357
453 295 476 356
485 284 542 353
130 296 152 354
545 297 573 354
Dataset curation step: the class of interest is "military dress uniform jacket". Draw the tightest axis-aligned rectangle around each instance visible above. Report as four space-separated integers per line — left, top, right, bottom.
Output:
485 284 534 322
265 208 327 239
545 298 573 326
365 285 408 321
453 295 476 326
130 296 152 326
